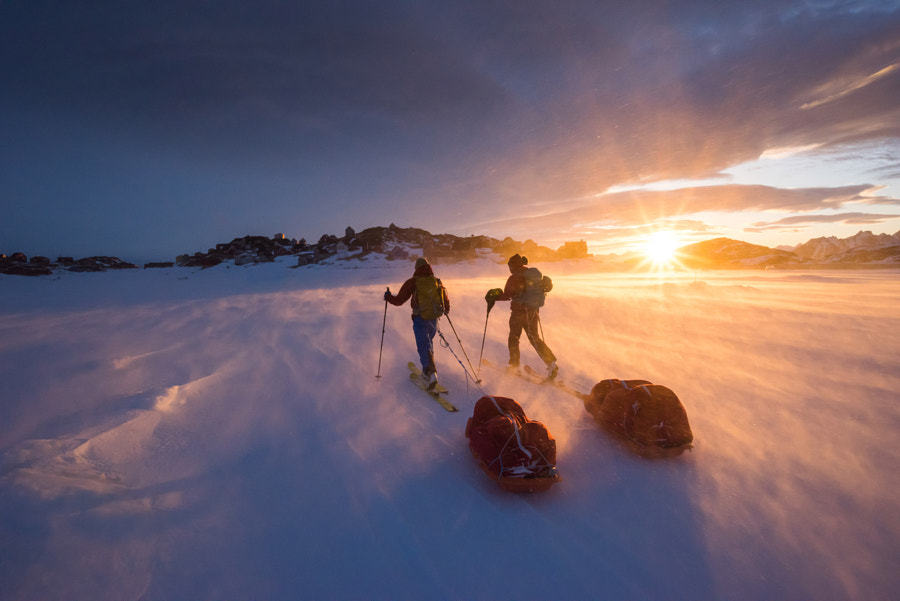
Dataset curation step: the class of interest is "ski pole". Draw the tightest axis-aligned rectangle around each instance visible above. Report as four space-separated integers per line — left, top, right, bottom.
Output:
443 313 480 383
375 288 388 379
437 328 481 386
476 305 492 379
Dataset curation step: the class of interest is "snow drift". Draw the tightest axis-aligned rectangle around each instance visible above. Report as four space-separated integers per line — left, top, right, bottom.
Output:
1 258 898 600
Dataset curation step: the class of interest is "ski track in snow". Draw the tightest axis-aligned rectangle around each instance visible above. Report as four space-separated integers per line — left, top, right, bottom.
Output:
1 259 898 601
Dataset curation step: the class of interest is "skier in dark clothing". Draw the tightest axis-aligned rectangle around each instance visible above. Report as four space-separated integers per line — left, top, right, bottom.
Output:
485 254 557 379
385 257 450 389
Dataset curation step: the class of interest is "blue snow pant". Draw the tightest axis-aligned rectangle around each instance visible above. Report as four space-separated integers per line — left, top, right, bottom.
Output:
412 314 438 375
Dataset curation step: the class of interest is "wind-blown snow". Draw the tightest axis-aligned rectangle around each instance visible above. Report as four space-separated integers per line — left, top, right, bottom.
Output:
1 258 898 600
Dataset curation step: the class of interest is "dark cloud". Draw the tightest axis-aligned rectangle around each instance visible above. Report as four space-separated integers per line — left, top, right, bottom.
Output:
4 1 896 165
1 2 514 162
1 1 898 256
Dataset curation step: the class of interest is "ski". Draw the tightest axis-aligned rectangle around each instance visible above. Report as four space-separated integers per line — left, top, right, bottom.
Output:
523 365 589 400
481 358 544 384
481 359 588 401
407 362 458 412
523 364 559 384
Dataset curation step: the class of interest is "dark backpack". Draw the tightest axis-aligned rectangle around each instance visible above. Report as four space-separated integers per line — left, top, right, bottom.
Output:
518 267 551 309
415 276 447 320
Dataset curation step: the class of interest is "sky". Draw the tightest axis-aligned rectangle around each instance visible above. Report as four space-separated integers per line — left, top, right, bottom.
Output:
2 0 899 260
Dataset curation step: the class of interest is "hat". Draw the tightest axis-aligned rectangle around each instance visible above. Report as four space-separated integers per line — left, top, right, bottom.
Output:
415 257 429 269
507 254 527 267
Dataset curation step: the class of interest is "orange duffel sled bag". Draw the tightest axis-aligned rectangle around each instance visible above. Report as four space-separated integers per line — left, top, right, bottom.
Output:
584 379 693 457
465 396 560 493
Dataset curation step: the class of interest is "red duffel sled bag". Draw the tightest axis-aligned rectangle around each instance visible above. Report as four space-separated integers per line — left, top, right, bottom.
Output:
584 379 693 457
465 396 560 493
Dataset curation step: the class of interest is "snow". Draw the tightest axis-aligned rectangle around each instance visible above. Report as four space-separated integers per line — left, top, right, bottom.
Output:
1 258 898 601
794 230 900 261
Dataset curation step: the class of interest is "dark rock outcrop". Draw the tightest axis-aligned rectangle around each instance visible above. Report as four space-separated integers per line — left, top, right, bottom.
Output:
180 234 312 268
176 253 223 268
0 252 52 276
3 226 593 276
1 252 138 276
1 252 51 276
68 257 138 272
175 227 591 269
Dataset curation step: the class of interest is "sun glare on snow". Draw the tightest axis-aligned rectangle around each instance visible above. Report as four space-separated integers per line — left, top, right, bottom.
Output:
644 230 679 267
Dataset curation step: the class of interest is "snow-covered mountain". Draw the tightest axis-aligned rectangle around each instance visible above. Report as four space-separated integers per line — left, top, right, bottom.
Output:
672 230 900 269
792 230 900 262
675 237 798 268
4 228 900 276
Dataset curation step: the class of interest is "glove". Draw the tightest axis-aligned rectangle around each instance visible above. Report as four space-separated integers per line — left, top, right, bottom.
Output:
383 289 391 302
485 288 503 312
485 288 503 302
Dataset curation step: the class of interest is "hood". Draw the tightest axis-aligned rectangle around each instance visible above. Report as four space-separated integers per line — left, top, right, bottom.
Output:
414 263 434 277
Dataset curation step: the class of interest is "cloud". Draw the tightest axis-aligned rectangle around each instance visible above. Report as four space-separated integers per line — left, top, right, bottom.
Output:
576 218 721 252
464 183 896 244
3 1 897 170
474 183 887 227
1 1 899 256
0 2 513 161
443 7 900 225
801 63 900 110
759 144 824 159
747 211 900 230
574 218 714 239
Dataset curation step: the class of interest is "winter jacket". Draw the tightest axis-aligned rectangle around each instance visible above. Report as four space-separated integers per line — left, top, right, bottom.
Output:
386 263 451 317
495 267 530 312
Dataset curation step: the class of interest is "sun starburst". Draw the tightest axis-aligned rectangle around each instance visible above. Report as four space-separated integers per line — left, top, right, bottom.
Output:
644 230 679 267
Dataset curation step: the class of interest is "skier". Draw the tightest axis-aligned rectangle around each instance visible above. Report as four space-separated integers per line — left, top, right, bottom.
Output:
384 257 450 390
485 253 558 379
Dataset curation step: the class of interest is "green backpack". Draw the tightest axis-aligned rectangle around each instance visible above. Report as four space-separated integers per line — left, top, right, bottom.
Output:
415 276 447 320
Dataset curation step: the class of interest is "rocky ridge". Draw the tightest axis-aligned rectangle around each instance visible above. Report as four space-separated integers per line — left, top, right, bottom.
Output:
4 227 898 276
2 224 589 276
0 253 138 277
173 225 589 269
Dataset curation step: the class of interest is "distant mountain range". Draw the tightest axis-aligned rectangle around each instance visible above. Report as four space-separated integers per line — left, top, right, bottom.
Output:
0 224 590 275
670 230 900 269
2 227 899 276
791 231 900 262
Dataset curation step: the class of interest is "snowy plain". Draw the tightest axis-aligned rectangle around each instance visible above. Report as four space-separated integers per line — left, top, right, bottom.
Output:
1 256 898 601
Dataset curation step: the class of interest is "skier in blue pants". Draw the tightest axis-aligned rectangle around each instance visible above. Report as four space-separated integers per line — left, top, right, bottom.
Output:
384 257 450 389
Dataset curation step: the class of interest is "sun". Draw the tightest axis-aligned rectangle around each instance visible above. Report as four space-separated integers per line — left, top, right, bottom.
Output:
644 230 679 266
